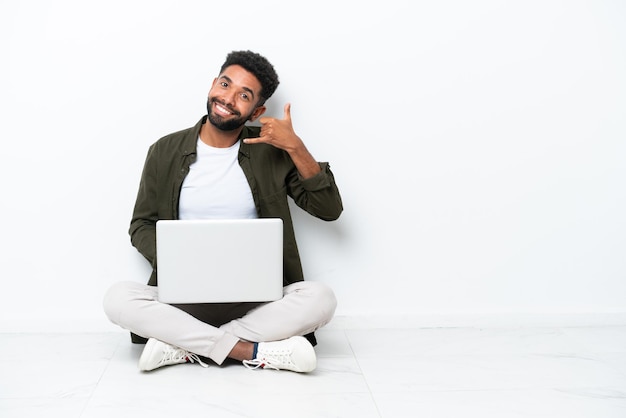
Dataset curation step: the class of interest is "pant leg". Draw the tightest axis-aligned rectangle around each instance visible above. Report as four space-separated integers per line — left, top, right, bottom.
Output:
219 281 337 343
102 281 238 365
103 280 337 365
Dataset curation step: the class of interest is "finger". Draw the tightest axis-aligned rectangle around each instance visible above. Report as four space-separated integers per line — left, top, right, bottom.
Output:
283 103 291 121
259 121 271 135
243 136 263 144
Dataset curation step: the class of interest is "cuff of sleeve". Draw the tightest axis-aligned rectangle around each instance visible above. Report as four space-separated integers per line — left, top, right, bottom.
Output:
207 332 240 365
301 162 332 191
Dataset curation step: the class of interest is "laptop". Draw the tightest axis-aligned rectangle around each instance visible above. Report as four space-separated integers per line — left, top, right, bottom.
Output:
156 218 283 304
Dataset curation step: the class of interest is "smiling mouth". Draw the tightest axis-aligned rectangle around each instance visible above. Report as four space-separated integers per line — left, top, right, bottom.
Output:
213 101 238 117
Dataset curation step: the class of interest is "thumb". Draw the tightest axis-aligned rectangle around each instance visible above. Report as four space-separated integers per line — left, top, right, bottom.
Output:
283 103 292 121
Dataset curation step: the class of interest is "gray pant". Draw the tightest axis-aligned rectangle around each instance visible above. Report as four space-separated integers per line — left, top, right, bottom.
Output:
103 281 337 365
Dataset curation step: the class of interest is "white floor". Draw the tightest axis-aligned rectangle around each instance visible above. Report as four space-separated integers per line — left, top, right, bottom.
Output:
1 324 626 417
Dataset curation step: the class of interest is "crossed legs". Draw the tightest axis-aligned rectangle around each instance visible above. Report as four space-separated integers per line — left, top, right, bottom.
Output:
103 280 337 366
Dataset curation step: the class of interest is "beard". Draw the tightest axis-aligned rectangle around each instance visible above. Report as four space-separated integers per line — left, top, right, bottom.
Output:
206 98 252 131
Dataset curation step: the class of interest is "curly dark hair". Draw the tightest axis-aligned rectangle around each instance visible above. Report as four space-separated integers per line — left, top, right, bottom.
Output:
220 50 280 105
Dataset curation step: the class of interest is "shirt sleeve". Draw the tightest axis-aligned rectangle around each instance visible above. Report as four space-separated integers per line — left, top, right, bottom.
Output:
290 162 343 221
128 144 159 268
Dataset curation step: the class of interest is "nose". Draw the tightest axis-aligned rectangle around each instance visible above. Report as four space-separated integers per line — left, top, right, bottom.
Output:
223 90 237 106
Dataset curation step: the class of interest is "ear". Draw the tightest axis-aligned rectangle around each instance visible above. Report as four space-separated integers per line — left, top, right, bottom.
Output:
209 77 218 91
249 105 266 122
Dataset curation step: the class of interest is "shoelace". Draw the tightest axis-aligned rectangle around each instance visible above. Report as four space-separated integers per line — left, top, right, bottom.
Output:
243 358 278 370
161 346 209 368
242 354 291 371
186 353 209 368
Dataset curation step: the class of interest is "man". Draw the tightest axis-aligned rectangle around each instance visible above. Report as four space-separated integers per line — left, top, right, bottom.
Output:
103 50 343 373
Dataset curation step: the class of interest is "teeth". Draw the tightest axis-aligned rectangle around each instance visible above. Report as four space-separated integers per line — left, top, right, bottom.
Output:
215 104 232 115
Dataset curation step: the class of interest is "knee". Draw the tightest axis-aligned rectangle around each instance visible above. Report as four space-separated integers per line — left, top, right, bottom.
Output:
314 282 337 320
291 281 337 322
103 282 126 323
102 281 146 324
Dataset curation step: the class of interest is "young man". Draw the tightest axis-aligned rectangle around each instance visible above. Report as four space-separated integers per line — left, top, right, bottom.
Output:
103 50 343 373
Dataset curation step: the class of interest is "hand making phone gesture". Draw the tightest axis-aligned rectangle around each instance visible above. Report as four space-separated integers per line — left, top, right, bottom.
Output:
245 103 321 178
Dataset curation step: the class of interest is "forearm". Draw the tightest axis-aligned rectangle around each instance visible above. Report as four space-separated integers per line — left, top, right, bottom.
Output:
290 162 343 221
287 139 321 179
129 219 157 266
129 145 159 266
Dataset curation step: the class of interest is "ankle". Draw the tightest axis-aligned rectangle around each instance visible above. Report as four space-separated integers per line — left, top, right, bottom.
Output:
228 340 255 361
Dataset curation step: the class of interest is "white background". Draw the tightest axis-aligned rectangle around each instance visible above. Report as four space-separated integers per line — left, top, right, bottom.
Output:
1 0 624 331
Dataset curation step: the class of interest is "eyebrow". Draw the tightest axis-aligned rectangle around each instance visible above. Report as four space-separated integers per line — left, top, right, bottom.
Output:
220 75 256 99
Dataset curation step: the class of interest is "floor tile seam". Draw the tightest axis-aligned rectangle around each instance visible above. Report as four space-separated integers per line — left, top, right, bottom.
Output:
344 329 384 418
77 335 124 417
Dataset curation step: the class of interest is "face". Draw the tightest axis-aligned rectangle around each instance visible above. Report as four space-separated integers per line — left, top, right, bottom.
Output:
206 65 266 131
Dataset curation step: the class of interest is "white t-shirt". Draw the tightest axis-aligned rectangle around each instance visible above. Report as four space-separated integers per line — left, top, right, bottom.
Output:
178 138 257 220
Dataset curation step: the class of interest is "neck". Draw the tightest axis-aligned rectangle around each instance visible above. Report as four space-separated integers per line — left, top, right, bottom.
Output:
199 120 243 148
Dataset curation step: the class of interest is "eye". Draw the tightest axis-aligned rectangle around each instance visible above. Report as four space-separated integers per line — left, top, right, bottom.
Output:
220 81 228 88
240 92 250 101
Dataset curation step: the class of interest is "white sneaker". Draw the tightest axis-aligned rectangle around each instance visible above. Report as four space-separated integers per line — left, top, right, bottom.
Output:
243 336 316 373
138 338 208 371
